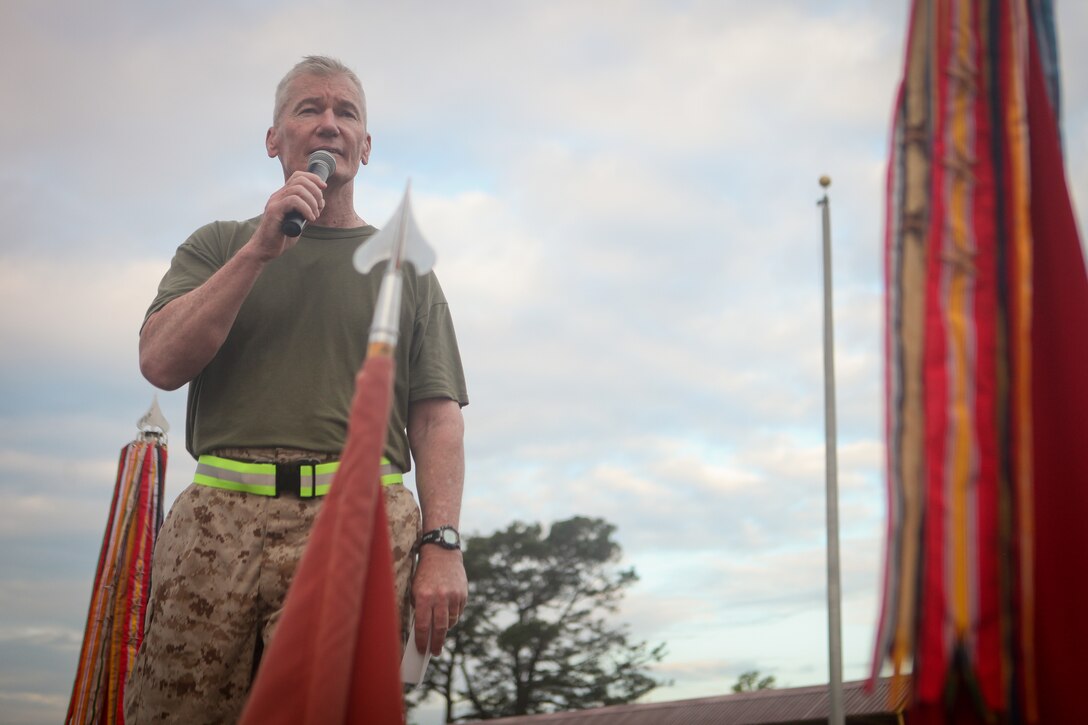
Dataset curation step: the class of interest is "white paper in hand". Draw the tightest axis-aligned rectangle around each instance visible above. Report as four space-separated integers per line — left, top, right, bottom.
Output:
400 609 432 689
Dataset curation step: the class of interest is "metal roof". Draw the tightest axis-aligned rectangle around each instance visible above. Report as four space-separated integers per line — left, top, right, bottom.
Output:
460 677 909 725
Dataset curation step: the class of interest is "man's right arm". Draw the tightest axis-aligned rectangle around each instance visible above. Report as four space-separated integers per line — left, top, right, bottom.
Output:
140 171 328 390
140 243 270 390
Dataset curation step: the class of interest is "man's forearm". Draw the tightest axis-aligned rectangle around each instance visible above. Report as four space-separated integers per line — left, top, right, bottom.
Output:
407 397 467 655
139 245 269 390
408 398 465 530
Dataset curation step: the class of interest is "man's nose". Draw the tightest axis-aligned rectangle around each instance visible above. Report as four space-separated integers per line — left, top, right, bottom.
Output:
316 109 340 135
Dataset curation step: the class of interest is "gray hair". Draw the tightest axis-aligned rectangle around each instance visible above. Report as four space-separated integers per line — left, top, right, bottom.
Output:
273 55 366 124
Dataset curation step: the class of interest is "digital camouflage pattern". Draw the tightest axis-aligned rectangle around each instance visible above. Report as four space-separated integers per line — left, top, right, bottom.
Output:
124 457 420 724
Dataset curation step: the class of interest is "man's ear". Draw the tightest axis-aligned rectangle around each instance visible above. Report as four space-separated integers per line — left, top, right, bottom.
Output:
361 133 372 166
266 127 279 158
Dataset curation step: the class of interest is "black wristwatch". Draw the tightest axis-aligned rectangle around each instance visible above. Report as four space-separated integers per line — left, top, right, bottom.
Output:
419 525 461 551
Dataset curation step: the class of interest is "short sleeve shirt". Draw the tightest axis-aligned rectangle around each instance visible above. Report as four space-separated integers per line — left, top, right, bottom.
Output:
145 217 469 471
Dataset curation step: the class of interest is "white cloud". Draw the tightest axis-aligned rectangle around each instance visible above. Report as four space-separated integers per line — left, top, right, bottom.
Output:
0 626 82 653
1 2 1086 720
415 189 549 330
0 257 164 374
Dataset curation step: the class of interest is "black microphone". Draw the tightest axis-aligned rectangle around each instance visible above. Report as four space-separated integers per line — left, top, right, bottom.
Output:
281 150 337 237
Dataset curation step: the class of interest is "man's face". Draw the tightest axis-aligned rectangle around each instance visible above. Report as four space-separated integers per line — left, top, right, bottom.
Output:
265 73 372 183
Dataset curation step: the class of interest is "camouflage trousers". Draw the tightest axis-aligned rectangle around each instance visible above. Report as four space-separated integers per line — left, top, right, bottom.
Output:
123 454 420 724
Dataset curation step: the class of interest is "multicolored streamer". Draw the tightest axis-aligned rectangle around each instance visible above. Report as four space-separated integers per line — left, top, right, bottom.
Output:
67 436 166 725
874 1 1088 723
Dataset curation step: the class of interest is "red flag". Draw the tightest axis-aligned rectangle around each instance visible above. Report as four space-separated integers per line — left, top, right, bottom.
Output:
1025 24 1088 722
240 354 405 725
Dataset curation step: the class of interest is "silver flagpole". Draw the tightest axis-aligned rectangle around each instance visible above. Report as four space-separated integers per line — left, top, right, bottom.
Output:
818 175 844 725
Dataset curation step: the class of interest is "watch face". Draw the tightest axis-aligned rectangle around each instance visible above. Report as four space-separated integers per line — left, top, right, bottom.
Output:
420 526 460 550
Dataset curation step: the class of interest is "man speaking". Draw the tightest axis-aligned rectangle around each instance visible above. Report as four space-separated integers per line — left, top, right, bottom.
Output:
124 56 469 723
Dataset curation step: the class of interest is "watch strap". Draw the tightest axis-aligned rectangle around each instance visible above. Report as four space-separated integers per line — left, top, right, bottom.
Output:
419 525 461 550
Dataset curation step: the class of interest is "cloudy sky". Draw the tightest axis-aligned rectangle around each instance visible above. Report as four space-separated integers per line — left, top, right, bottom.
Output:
2 1 1086 723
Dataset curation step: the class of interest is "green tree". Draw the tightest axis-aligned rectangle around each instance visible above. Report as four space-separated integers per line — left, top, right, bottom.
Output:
731 670 776 692
411 517 667 721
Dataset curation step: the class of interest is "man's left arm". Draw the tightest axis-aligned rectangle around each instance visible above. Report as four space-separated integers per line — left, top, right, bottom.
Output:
407 397 467 656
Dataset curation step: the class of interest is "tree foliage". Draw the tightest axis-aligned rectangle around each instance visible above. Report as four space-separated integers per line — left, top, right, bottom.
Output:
410 516 667 721
731 670 776 692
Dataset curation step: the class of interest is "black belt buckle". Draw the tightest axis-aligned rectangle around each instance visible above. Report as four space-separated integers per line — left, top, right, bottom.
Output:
275 462 300 498
275 460 319 498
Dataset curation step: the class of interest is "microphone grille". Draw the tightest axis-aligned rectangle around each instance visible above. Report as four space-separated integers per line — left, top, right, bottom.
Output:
308 150 337 181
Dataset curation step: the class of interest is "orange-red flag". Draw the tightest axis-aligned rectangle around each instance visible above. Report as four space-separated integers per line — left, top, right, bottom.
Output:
240 354 405 725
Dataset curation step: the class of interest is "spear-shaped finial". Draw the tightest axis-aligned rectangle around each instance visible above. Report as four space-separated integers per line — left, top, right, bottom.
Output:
137 395 170 440
353 183 437 358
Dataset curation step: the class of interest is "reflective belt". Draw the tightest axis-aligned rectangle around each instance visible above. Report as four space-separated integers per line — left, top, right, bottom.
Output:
194 454 403 498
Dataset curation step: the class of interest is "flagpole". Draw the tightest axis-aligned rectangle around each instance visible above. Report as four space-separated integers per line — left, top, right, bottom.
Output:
818 175 844 725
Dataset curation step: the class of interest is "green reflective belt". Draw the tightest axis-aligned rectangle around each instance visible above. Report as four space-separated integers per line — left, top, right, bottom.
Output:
194 454 403 498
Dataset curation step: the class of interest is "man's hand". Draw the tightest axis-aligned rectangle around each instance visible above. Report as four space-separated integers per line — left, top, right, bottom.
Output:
250 170 327 261
411 546 467 655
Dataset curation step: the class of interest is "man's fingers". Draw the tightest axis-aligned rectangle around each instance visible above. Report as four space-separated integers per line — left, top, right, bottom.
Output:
412 607 458 656
430 608 450 656
413 614 432 655
274 173 327 221
283 183 324 221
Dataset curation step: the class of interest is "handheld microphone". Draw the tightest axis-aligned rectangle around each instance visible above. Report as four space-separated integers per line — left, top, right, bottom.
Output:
281 150 337 237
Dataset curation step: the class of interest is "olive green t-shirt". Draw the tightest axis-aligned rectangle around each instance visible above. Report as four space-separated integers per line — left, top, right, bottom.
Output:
145 217 469 471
